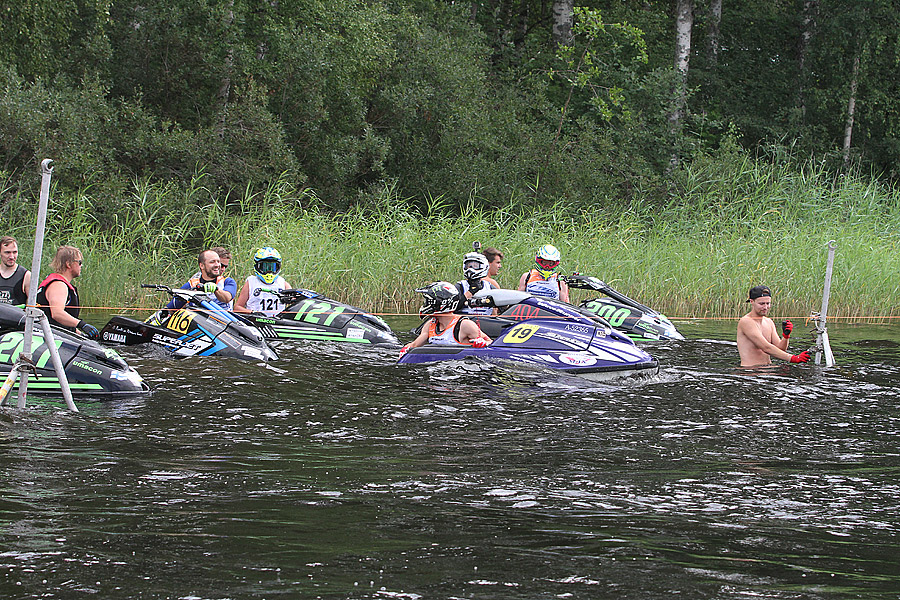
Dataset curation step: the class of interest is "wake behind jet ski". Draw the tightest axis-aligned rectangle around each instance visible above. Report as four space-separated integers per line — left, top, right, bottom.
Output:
99 284 277 361
398 283 658 381
563 274 684 341
0 303 148 396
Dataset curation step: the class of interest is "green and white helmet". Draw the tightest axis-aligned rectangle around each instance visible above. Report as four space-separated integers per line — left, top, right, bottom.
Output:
254 247 282 284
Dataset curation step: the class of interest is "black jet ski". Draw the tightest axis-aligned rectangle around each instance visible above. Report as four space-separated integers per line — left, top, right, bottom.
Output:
399 316 658 381
562 274 684 341
0 303 148 396
99 284 277 361
236 289 398 344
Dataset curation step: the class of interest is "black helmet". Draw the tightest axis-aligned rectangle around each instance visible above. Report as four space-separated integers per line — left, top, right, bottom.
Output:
416 281 460 316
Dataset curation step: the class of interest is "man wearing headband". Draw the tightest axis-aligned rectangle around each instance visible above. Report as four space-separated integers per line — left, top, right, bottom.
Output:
737 285 810 367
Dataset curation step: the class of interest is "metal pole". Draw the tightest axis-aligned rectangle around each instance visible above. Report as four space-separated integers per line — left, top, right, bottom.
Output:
38 317 77 411
17 159 76 410
815 241 836 367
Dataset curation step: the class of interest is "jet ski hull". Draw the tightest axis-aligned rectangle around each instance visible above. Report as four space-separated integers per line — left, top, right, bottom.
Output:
0 304 147 396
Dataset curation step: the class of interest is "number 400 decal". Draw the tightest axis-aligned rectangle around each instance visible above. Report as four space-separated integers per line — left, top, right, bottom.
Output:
585 301 632 327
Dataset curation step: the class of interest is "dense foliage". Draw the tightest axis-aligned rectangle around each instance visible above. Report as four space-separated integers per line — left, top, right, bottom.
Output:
2 0 899 218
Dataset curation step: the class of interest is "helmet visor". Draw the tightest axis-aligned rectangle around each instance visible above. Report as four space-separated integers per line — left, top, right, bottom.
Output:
536 257 559 270
257 259 280 274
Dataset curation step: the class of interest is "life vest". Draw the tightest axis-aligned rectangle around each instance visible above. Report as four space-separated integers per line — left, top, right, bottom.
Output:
0 265 28 305
188 274 234 310
244 275 289 316
36 273 80 329
427 315 467 345
456 279 496 315
524 269 561 299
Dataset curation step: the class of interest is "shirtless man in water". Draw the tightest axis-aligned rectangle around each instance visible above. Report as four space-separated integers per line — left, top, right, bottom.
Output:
737 285 810 367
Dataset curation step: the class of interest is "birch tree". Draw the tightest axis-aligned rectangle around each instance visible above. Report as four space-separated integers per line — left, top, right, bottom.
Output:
668 0 693 166
552 0 575 46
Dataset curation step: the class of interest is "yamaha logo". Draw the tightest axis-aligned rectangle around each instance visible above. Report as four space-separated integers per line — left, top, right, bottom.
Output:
104 333 126 343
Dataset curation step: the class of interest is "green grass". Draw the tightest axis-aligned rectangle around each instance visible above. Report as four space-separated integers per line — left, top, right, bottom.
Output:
2 157 899 322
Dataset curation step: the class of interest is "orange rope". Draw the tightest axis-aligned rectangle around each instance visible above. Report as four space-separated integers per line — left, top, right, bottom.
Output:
43 304 900 323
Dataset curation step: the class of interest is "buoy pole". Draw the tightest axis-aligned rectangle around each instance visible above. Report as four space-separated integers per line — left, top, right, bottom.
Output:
17 159 77 411
815 241 836 367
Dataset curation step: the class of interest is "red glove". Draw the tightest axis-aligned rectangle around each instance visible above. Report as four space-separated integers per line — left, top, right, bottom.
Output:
781 320 793 338
789 350 810 363
399 344 410 358
471 336 489 348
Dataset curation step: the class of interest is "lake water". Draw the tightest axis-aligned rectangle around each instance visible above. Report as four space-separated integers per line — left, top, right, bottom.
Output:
2 317 900 599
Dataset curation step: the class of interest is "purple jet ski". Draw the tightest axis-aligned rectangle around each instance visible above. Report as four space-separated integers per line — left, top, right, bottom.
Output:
399 290 659 381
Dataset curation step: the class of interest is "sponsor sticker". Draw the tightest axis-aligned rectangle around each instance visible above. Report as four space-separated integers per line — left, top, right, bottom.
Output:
103 333 126 343
558 353 598 367
243 347 264 360
346 328 365 339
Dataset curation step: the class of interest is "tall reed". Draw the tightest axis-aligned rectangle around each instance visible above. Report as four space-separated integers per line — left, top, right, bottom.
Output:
2 158 898 322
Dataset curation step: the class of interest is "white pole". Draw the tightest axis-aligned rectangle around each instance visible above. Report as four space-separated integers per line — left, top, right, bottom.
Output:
815 241 836 367
17 159 76 410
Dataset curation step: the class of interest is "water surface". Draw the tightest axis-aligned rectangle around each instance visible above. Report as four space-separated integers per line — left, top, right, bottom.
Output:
2 318 899 599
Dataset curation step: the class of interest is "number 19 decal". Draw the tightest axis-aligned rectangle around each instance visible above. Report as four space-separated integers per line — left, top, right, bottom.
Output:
502 323 539 344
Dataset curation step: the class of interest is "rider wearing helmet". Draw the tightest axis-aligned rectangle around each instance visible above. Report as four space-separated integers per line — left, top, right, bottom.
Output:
457 252 498 316
400 281 492 355
234 247 293 317
517 244 570 302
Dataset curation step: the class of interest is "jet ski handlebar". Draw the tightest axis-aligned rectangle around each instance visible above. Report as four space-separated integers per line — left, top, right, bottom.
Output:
139 283 213 303
561 274 657 316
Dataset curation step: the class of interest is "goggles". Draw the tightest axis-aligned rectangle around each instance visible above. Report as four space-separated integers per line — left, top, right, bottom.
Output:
536 257 559 270
256 259 280 274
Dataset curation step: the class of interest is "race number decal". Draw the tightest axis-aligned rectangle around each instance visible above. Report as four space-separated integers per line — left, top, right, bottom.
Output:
0 332 61 369
586 301 631 327
502 323 540 344
293 299 346 326
167 309 195 334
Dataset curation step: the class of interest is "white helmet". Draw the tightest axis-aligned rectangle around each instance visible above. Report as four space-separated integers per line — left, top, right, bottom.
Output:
462 252 489 281
535 244 561 274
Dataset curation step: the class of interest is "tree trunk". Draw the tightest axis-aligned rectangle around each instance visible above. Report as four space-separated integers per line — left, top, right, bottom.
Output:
706 0 722 67
797 0 819 120
217 0 235 138
842 37 861 169
668 0 693 167
551 0 574 47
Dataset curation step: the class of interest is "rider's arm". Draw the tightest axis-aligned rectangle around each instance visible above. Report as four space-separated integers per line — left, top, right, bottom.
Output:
737 317 793 361
405 321 432 350
22 270 31 299
44 281 80 328
559 279 570 303
233 282 251 313
517 272 528 291
458 319 491 346
215 277 237 304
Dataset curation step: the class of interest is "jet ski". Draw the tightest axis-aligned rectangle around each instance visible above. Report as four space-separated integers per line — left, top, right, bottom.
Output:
99 284 277 361
562 274 684 341
398 315 658 381
236 289 398 344
0 303 148 396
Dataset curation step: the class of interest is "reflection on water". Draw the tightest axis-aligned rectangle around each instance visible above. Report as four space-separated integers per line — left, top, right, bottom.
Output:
2 319 900 598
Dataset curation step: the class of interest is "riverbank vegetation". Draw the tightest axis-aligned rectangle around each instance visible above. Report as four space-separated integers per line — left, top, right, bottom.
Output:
3 151 898 321
2 1 899 320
